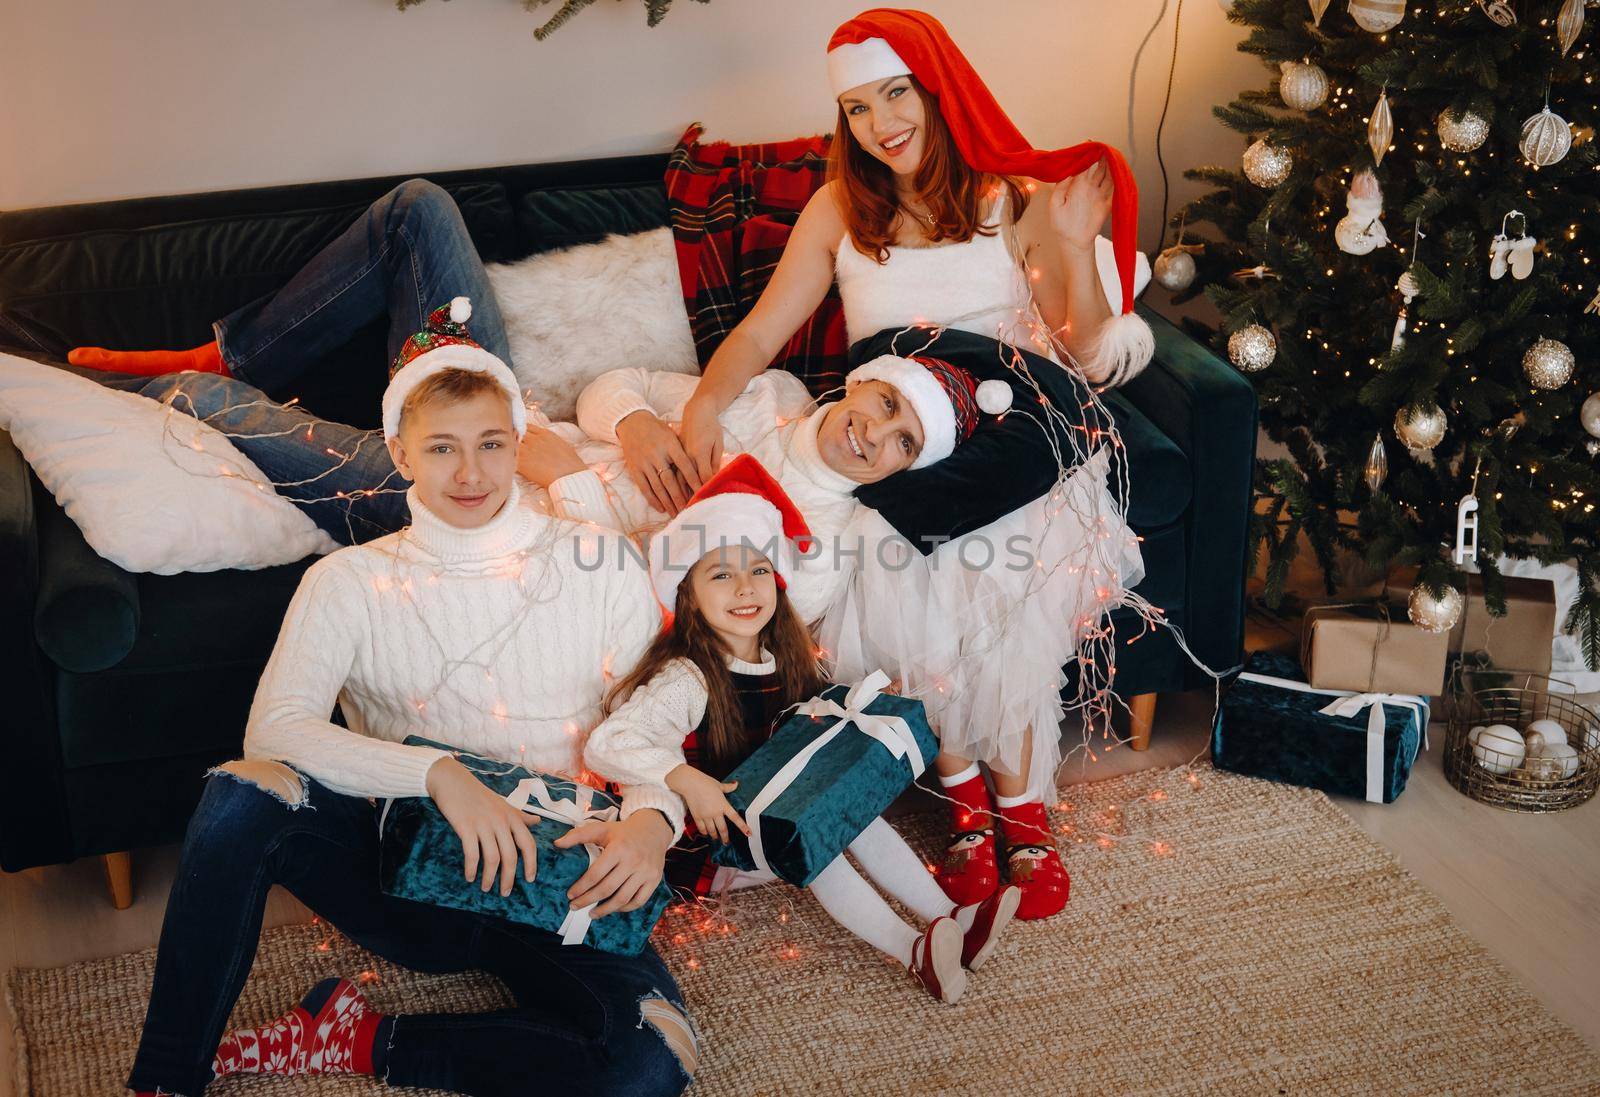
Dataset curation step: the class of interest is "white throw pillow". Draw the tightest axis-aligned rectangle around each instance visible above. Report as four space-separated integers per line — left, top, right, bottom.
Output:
487 227 699 422
0 354 338 574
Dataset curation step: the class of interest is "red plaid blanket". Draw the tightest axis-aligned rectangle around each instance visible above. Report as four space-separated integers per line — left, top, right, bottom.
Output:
664 123 849 399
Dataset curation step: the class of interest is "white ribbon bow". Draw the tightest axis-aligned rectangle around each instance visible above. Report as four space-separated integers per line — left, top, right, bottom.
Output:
505 776 619 946
1236 673 1428 804
744 670 927 877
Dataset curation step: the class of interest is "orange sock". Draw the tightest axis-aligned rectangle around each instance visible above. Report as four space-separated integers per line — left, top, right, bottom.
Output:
68 339 227 377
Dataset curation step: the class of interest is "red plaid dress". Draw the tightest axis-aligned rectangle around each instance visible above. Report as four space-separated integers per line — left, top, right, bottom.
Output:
664 123 850 399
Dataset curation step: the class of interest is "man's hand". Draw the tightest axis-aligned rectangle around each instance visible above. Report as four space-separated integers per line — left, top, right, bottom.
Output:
516 424 588 489
556 810 673 918
676 397 725 486
425 756 541 897
615 411 700 515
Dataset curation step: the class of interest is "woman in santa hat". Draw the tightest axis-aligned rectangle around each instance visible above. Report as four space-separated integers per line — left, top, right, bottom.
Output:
653 8 1153 922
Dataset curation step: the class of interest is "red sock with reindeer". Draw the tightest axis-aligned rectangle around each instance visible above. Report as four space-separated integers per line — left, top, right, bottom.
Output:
997 793 1070 920
934 764 1000 906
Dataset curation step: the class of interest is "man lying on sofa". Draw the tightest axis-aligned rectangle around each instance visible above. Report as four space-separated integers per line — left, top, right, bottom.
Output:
125 307 697 1097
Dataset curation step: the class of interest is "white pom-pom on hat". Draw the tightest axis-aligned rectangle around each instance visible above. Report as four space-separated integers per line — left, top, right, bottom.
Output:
449 296 472 324
976 379 1013 415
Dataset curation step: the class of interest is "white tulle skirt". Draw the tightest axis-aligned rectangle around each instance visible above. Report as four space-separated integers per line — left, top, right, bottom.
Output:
816 447 1144 797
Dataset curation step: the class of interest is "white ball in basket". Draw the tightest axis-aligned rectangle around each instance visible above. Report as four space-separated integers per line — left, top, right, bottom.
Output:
1469 724 1526 774
1522 718 1568 755
1537 742 1581 779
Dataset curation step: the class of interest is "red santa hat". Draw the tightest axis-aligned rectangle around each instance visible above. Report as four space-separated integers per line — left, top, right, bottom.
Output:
846 353 1012 469
381 296 526 441
827 8 1154 383
649 454 815 609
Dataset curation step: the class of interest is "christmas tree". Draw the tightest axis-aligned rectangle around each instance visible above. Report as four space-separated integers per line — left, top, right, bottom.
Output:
1169 0 1599 658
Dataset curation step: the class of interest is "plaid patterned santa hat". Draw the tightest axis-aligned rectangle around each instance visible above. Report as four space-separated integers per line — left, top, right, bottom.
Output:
381 296 527 440
828 8 1155 383
649 454 814 609
847 353 1012 469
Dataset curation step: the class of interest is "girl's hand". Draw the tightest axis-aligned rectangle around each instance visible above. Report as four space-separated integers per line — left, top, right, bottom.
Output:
615 410 700 515
1049 159 1114 255
516 425 588 489
425 756 542 897
666 764 750 845
677 397 725 487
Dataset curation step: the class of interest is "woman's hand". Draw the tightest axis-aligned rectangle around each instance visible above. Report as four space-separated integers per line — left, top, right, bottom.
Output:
515 425 588 489
1049 158 1114 255
615 410 700 515
558 810 674 917
677 397 725 487
425 755 541 897
666 764 750 845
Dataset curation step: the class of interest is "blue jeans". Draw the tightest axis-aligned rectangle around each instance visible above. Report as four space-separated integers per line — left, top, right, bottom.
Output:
84 179 512 544
126 768 691 1097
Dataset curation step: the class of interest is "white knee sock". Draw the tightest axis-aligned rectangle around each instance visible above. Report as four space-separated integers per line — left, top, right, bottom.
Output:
846 817 956 924
808 855 920 966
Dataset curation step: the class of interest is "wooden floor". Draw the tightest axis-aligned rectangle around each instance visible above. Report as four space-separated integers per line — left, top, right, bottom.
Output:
3 682 1597 1095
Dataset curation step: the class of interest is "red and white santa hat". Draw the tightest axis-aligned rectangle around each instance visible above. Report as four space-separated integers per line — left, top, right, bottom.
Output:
381 296 526 441
649 454 814 609
827 8 1155 383
847 352 1012 469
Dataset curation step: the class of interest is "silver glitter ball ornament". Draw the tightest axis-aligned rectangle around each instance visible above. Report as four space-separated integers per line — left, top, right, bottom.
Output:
1228 324 1277 372
1587 439 1600 457
1523 337 1575 389
1408 583 1465 633
1279 60 1330 111
1581 392 1600 439
1437 109 1490 152
1242 140 1294 188
1520 107 1573 168
1394 403 1447 450
1152 248 1197 292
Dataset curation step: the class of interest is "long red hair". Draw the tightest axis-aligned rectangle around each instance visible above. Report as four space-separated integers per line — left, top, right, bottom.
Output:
828 75 1028 263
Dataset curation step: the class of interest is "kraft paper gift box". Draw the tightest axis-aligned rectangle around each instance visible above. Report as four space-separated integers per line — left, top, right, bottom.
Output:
713 672 939 887
379 736 673 956
1302 603 1450 696
1387 568 1557 674
1212 651 1429 804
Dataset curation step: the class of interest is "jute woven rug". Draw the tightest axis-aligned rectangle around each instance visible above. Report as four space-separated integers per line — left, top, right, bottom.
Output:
10 765 1600 1096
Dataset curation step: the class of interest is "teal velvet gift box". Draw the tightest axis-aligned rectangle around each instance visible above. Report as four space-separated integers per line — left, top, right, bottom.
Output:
713 673 938 886
1212 651 1428 804
378 737 673 955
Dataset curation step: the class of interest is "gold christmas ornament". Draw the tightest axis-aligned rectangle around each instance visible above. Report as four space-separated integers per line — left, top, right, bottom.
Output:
1364 433 1389 492
1152 247 1198 292
1394 403 1447 451
1478 0 1517 26
1437 108 1490 152
1557 0 1585 55
1228 324 1277 372
1309 0 1332 23
1523 337 1575 389
1368 89 1395 166
1242 139 1294 187
1408 582 1465 633
1521 107 1573 168
1349 0 1405 31
1279 60 1330 111
1581 392 1600 439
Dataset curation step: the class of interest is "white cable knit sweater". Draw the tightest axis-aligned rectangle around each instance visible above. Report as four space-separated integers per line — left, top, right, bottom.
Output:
244 480 685 836
563 368 862 624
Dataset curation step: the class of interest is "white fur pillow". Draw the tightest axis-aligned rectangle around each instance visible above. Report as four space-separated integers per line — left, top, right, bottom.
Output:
487 227 699 422
0 354 338 573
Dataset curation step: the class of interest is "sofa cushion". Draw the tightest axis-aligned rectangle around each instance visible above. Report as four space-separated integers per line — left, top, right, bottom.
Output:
1102 387 1193 530
516 182 669 255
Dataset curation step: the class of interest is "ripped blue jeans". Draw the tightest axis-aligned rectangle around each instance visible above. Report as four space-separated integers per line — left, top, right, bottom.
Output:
126 766 692 1097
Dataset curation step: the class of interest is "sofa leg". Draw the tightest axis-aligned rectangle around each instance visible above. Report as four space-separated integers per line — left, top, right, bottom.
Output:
102 851 133 910
1129 693 1157 752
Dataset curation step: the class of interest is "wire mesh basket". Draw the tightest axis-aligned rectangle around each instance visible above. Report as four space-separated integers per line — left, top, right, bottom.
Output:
1444 668 1600 812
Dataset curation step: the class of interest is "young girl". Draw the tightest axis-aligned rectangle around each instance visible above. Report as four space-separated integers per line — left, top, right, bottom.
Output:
586 455 1020 1004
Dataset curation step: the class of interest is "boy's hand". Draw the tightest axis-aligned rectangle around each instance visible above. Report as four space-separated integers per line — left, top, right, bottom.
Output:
615 410 700 514
516 424 588 488
666 763 750 845
425 755 541 897
558 810 673 918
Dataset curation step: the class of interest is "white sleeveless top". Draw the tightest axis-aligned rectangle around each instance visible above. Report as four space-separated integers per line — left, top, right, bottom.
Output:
834 193 1058 360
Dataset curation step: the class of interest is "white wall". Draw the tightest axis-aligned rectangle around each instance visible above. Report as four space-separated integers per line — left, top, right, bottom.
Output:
2 0 1263 256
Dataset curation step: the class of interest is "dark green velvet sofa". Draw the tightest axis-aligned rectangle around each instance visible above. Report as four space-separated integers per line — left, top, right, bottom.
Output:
0 153 1256 900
